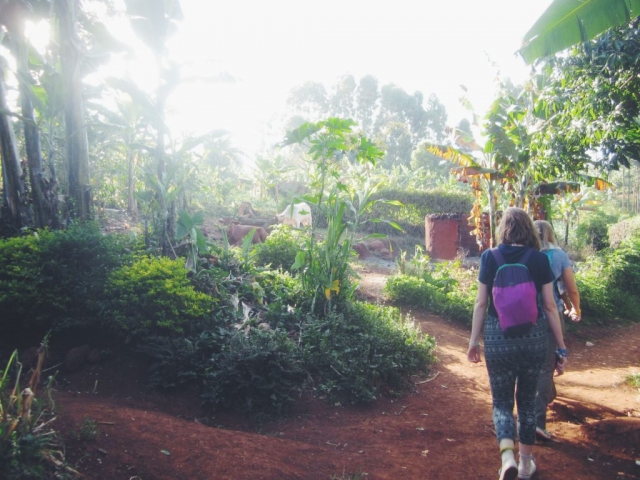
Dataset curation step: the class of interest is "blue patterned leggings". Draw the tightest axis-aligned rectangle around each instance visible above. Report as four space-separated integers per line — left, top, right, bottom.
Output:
484 315 547 445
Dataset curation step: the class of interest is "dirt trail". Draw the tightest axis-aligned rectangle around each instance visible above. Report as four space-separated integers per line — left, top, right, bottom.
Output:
55 265 640 479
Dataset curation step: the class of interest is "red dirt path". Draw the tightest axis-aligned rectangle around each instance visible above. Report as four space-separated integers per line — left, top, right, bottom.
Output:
53 263 640 479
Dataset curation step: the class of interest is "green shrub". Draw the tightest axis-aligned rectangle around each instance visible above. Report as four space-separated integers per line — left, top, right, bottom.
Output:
385 260 476 323
607 238 640 295
301 302 435 403
576 237 640 323
575 212 618 251
0 233 52 342
608 215 640 248
385 275 435 309
104 256 215 342
138 331 230 390
253 225 304 272
362 187 474 236
202 328 305 414
0 223 137 345
625 372 640 388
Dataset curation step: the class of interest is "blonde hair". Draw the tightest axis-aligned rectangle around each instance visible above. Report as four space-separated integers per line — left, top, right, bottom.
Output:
496 207 541 250
533 220 558 250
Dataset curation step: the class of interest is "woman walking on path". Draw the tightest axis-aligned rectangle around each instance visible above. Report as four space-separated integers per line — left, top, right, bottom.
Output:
467 208 568 480
533 220 582 441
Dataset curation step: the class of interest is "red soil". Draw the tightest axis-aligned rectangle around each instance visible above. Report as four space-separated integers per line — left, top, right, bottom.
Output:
53 264 640 479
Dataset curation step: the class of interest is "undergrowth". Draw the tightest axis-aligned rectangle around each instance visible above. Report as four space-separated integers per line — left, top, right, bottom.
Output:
385 250 477 324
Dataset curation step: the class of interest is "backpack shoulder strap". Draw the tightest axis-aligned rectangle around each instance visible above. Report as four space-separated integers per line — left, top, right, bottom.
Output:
490 248 505 267
519 247 534 265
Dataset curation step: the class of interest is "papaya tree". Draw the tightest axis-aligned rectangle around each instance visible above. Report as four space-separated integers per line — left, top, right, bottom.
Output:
281 118 398 313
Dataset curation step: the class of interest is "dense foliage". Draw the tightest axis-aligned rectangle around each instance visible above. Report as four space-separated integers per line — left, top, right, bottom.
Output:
574 212 619 251
0 223 137 347
538 19 640 172
576 237 640 323
252 225 305 272
301 302 435 403
0 216 436 416
608 215 640 248
104 256 216 342
363 188 474 236
385 254 477 324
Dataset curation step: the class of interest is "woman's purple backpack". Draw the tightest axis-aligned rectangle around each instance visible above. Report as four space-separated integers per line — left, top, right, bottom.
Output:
491 248 538 335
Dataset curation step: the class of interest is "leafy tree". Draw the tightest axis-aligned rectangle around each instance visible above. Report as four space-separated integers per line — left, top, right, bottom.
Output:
536 20 640 173
286 76 447 169
3 0 59 228
287 81 328 121
123 0 183 252
329 74 357 119
56 0 93 220
356 74 379 137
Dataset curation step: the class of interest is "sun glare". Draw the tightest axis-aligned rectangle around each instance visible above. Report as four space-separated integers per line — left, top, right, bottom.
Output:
24 20 50 55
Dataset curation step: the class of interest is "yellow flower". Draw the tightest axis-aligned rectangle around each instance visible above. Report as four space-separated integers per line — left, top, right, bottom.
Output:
324 279 340 300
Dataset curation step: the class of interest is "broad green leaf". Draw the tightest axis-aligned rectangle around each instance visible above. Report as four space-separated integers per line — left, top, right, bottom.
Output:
519 0 640 64
291 251 306 270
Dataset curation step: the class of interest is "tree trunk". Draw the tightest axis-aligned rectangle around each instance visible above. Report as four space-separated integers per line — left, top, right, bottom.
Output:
0 59 30 231
14 38 60 229
127 142 137 218
487 180 497 248
56 0 92 221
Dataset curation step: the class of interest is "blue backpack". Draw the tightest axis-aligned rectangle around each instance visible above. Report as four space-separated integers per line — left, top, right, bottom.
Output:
491 248 539 335
543 249 564 301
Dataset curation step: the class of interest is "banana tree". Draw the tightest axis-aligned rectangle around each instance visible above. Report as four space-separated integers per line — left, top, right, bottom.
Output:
428 142 501 248
1 0 61 228
427 90 507 248
88 95 149 216
123 0 182 253
0 54 30 230
519 0 640 64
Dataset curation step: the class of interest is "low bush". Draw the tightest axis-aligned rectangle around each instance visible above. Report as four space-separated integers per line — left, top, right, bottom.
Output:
385 258 476 323
104 256 215 342
253 225 305 272
202 328 305 414
576 237 640 323
137 331 230 390
301 302 436 403
362 187 473 236
608 215 640 248
0 223 137 346
138 299 435 411
625 372 640 388
575 212 618 251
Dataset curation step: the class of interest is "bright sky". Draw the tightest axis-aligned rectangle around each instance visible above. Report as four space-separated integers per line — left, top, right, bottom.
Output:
151 0 553 157
61 0 551 159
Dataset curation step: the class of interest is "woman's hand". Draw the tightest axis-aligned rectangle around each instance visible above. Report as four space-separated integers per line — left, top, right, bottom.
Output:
467 344 481 363
569 307 581 322
555 356 568 376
